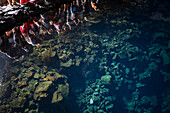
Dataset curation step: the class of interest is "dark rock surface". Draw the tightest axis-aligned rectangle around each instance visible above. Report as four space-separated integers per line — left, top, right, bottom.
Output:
0 51 12 82
0 0 72 36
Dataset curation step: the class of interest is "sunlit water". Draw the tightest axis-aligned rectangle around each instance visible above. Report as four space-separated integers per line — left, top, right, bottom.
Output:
0 1 170 113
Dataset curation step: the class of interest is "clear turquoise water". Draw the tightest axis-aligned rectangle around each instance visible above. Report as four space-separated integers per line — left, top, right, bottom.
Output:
0 1 170 113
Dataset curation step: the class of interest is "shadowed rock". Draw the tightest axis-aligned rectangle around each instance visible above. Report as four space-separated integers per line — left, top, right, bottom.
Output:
0 51 12 82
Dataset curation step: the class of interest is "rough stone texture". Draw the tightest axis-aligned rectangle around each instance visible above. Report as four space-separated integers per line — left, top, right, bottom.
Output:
51 91 63 103
101 75 112 84
0 0 73 36
0 51 12 82
9 96 27 108
34 81 53 100
51 83 69 103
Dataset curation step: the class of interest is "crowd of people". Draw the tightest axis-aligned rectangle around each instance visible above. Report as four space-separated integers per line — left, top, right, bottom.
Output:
0 0 100 57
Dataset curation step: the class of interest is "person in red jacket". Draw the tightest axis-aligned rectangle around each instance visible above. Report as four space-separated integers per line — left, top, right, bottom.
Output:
20 21 38 47
20 0 29 5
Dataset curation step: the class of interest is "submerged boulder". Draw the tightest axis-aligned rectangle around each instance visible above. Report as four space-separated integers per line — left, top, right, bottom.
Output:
34 81 53 100
9 96 27 108
101 75 112 84
160 49 170 65
52 83 69 103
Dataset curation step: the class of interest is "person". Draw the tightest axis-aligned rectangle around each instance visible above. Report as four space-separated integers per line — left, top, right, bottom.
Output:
76 0 82 24
20 21 38 47
20 0 29 5
7 0 20 8
81 0 88 21
77 0 87 23
52 9 62 34
39 13 53 35
65 3 72 30
70 1 78 26
5 29 17 47
91 0 99 11
53 18 62 34
11 27 30 52
12 27 26 47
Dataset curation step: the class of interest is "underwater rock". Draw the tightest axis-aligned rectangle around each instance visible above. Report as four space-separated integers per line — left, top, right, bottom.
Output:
101 75 112 84
25 71 34 78
51 83 69 103
27 108 39 113
9 96 27 108
78 79 115 113
148 46 161 57
51 91 63 103
17 78 28 87
112 53 118 60
106 104 114 110
160 49 170 65
110 20 117 24
67 50 74 57
22 61 32 67
59 53 68 61
118 52 127 59
34 73 40 79
76 45 83 53
34 73 45 79
27 79 38 93
125 68 130 74
57 83 69 97
89 19 102 24
41 48 56 63
33 57 43 66
2 69 70 111
51 51 56 57
28 66 35 72
75 56 82 66
126 29 133 34
160 70 170 82
0 81 10 99
45 71 53 77
61 59 73 67
84 47 91 53
136 82 145 88
88 55 96 63
100 88 109 95
152 32 168 41
161 89 170 113
129 57 138 62
89 98 94 104
141 96 158 107
44 72 65 81
42 66 48 73
34 81 53 100
148 62 158 71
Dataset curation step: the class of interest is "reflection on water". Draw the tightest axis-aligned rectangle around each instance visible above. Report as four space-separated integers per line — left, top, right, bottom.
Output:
0 1 170 113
